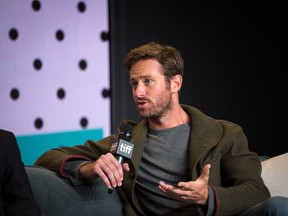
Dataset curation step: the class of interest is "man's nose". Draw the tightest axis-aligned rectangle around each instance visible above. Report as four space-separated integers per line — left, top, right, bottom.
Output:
134 83 145 97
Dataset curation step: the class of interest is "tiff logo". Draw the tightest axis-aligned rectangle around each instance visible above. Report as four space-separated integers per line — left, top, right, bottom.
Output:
116 139 134 159
119 142 133 155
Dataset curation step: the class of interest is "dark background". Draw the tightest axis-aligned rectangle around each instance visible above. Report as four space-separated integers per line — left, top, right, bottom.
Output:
109 0 287 157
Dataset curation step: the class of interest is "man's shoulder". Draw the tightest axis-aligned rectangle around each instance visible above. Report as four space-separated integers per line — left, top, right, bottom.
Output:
181 104 239 126
0 128 12 135
0 129 15 142
181 104 243 137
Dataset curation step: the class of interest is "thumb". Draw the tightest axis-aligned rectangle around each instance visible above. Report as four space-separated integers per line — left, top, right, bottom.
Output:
199 164 211 182
122 162 130 172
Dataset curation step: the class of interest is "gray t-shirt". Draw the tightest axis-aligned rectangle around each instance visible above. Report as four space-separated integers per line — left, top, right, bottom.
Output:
135 123 191 215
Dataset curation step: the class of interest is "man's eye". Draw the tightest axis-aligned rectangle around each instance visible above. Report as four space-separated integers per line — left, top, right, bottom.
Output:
145 80 152 85
131 82 137 87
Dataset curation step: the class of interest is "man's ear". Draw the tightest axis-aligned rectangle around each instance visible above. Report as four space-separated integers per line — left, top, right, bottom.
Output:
171 75 182 93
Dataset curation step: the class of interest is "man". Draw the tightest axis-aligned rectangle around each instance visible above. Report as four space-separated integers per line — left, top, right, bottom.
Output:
0 129 40 216
35 42 287 215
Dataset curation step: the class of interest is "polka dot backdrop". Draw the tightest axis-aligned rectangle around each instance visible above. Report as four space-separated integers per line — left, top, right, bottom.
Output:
0 0 110 165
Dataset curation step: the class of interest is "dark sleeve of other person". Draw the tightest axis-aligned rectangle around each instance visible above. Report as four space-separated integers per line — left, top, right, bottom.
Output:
0 129 41 216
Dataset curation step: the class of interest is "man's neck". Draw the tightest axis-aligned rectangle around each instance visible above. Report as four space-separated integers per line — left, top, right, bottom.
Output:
148 105 190 130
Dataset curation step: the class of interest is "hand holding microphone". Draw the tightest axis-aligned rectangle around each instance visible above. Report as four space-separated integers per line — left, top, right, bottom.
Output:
78 125 134 193
108 125 134 193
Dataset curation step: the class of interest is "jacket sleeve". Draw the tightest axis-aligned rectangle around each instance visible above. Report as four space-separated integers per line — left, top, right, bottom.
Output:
34 134 118 176
208 123 271 216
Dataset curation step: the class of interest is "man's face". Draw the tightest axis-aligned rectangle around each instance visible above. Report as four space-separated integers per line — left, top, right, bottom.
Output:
129 59 173 119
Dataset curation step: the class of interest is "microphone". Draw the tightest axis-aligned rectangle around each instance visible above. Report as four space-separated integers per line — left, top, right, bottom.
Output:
108 124 134 193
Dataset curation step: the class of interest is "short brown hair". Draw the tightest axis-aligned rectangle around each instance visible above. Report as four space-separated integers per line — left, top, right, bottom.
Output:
124 42 184 81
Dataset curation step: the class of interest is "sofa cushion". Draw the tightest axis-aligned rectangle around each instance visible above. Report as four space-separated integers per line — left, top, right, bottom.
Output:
25 166 123 216
261 152 288 197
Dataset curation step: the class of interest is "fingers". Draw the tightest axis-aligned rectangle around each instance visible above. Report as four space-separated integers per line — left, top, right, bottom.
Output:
88 153 128 189
159 164 211 204
158 181 186 199
122 162 130 172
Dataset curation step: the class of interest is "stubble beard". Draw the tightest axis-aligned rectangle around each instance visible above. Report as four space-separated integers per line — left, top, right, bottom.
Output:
138 91 173 120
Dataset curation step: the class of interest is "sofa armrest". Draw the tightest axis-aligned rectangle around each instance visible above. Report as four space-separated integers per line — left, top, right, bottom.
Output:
25 166 123 216
261 152 288 197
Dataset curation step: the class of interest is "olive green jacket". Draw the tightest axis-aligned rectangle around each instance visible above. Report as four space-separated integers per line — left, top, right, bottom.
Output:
35 105 270 216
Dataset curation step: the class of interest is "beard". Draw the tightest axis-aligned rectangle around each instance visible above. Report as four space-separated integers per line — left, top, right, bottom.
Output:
137 90 173 120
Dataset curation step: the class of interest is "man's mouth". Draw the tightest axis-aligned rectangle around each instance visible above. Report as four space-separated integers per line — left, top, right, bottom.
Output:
136 100 148 109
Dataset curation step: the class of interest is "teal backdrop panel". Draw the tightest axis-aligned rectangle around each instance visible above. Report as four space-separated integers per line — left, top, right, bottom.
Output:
17 129 103 165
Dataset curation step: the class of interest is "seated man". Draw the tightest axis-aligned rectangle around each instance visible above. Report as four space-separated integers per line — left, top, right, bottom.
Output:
35 42 288 215
0 129 40 216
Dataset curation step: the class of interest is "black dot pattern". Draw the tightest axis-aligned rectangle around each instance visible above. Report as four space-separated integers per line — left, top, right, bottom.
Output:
2 1 110 132
10 88 20 100
56 30 65 41
80 117 88 128
79 59 87 70
102 88 111 98
101 31 110 41
32 0 41 11
57 88 66 100
34 118 43 129
77 1 86 13
33 58 42 70
9 28 19 40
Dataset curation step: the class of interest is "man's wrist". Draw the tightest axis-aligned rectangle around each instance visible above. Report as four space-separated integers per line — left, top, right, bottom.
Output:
64 160 91 179
78 161 96 179
198 186 215 216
